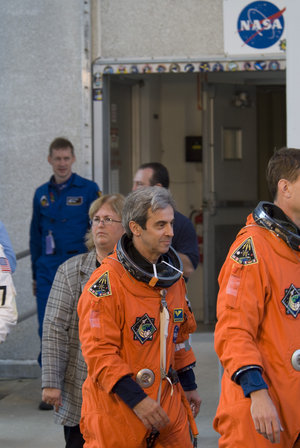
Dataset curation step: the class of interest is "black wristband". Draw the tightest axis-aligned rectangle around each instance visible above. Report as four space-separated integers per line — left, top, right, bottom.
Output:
178 368 197 391
112 375 147 409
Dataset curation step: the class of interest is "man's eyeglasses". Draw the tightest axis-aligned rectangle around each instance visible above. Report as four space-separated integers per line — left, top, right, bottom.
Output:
91 216 122 226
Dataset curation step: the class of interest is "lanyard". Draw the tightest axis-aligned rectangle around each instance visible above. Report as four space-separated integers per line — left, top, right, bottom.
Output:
157 289 173 403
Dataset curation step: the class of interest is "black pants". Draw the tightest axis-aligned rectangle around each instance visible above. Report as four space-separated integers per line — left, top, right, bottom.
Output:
64 424 85 448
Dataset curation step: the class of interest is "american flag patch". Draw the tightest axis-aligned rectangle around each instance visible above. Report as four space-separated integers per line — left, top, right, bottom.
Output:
0 257 11 273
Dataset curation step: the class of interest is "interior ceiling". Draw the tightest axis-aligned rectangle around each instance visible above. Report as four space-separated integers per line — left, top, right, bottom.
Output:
206 70 286 85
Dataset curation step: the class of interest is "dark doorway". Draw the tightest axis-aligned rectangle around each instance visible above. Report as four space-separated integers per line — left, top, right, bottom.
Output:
257 85 286 201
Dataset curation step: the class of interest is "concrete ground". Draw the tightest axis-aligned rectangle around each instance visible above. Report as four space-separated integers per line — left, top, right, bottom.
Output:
0 331 220 447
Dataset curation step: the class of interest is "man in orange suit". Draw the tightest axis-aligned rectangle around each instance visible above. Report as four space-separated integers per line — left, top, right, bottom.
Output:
214 147 300 447
78 186 201 447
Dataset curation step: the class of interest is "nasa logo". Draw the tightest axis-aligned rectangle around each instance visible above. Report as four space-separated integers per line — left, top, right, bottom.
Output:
237 1 285 49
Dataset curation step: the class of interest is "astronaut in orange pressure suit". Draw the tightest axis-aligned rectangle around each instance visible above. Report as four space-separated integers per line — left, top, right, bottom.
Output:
214 148 300 447
78 186 201 448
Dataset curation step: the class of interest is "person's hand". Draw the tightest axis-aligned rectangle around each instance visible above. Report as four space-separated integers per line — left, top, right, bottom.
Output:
184 389 202 418
133 396 170 431
32 280 37 296
250 389 283 444
42 388 62 412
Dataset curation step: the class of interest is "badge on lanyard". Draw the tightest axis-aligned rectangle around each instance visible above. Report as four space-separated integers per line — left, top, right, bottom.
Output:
45 230 55 255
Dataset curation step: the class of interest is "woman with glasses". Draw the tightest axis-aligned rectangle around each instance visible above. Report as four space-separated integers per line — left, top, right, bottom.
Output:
41 194 125 448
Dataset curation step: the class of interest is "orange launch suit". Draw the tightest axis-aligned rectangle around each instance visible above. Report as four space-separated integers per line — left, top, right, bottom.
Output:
214 214 300 447
78 252 197 447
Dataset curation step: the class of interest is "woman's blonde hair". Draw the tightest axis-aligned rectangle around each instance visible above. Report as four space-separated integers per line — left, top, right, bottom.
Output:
85 194 125 250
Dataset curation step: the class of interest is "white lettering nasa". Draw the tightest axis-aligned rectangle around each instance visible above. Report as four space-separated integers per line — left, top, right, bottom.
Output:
240 18 282 32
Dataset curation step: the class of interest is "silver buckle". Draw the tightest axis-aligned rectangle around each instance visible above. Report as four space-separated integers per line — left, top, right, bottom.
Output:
136 368 155 388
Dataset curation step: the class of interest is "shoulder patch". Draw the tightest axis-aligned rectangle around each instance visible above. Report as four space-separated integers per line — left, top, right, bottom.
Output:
40 195 49 207
89 271 112 298
230 237 257 265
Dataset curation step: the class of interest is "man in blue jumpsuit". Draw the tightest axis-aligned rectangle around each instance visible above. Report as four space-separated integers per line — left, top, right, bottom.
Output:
30 137 100 384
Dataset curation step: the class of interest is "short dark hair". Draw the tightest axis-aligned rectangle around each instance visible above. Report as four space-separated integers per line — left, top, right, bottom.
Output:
139 162 170 188
266 147 300 200
49 137 74 156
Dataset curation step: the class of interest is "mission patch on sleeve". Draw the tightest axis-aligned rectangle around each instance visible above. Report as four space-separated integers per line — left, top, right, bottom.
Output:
89 271 112 297
230 236 258 265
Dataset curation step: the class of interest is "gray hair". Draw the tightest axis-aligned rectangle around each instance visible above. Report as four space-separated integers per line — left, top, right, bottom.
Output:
122 186 176 237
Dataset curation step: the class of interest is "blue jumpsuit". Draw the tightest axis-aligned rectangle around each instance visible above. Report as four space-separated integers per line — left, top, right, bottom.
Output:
172 211 199 271
30 173 100 349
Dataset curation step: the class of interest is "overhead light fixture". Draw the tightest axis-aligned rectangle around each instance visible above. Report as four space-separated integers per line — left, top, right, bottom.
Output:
232 91 251 108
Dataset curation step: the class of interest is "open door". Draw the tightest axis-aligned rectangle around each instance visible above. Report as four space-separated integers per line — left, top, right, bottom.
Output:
108 78 134 195
202 82 258 323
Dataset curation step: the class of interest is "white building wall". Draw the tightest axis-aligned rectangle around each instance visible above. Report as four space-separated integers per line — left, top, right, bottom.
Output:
0 0 92 370
0 0 91 254
98 0 224 59
286 1 300 148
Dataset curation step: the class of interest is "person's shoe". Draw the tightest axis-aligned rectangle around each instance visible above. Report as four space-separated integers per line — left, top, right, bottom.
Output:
38 400 53 411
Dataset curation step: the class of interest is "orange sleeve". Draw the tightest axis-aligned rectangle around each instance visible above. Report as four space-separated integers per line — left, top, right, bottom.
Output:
77 267 133 394
214 232 271 380
174 284 197 372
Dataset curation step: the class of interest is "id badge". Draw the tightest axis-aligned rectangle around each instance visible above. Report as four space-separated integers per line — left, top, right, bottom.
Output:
45 231 55 255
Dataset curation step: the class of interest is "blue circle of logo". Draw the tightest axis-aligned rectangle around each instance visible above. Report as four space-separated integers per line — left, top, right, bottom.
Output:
237 1 285 49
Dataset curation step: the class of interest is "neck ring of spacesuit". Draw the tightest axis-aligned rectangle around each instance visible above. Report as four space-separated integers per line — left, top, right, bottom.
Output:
116 234 183 288
253 201 300 251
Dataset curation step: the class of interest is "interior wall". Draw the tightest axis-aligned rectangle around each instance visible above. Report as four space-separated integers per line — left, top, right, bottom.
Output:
160 74 202 216
108 71 286 323
109 79 133 194
139 73 203 320
161 74 204 321
139 77 162 164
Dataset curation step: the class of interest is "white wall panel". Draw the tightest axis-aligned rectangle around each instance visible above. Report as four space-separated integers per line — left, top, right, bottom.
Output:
0 0 87 253
99 0 223 59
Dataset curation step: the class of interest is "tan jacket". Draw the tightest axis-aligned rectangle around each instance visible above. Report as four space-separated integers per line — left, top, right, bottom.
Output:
42 249 97 426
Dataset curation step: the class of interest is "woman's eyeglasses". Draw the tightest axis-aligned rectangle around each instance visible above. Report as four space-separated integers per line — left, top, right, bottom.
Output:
91 216 122 226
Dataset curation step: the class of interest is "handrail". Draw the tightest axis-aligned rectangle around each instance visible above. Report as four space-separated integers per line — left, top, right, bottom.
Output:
16 249 30 260
18 308 37 323
14 249 36 323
